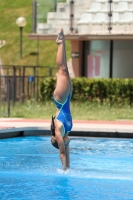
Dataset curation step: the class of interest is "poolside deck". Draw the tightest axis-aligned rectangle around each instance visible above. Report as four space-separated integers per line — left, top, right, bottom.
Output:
0 118 133 138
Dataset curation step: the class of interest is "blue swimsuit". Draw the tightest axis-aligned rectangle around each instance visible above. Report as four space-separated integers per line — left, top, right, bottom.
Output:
53 94 73 135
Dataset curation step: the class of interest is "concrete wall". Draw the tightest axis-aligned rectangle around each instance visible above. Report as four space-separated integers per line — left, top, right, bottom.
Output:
70 40 83 77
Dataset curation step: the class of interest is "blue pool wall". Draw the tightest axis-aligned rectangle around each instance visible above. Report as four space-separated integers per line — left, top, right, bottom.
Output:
0 127 133 139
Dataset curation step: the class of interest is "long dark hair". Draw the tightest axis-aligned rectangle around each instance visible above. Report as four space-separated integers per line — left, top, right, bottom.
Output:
51 116 59 149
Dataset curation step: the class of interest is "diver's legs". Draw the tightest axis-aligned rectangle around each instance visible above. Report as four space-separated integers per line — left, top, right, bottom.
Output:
54 28 72 103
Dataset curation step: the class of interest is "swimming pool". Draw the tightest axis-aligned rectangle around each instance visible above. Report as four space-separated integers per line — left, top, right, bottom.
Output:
0 136 133 200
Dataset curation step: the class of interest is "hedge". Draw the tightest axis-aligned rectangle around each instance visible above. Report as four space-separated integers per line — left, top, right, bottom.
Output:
40 77 133 105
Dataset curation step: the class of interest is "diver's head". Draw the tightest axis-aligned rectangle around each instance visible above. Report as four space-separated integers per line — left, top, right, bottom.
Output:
50 116 59 149
51 136 59 149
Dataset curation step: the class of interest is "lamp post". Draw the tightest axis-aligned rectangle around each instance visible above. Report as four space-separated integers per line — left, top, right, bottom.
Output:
16 17 27 59
70 0 74 33
32 0 37 33
54 0 57 12
108 0 113 33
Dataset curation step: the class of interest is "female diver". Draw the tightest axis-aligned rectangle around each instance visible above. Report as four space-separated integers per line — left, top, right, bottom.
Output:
51 27 73 170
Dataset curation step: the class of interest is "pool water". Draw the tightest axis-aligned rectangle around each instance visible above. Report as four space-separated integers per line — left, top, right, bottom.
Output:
0 136 133 200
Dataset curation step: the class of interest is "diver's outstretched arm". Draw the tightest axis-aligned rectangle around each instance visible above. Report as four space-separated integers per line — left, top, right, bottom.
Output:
65 144 70 168
55 125 67 170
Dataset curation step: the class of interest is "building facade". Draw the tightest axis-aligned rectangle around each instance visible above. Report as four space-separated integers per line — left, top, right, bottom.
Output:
28 0 133 78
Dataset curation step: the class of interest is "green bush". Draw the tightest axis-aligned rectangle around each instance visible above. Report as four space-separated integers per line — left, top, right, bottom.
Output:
40 77 133 105
40 77 56 100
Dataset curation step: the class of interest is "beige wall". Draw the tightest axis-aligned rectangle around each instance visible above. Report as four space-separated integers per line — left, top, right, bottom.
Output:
70 40 83 77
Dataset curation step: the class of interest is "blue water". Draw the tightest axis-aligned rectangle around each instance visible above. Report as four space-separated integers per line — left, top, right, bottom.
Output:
0 136 133 200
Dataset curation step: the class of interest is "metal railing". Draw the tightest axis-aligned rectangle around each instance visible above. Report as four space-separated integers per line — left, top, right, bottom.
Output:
0 76 10 117
0 65 57 117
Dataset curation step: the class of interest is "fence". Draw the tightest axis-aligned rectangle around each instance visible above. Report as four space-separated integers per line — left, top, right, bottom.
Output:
0 76 10 117
0 65 57 117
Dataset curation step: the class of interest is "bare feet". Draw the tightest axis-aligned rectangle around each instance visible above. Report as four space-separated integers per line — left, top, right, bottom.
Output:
56 27 64 45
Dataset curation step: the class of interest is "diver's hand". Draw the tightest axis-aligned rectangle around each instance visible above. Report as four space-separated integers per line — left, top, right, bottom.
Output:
62 165 67 170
